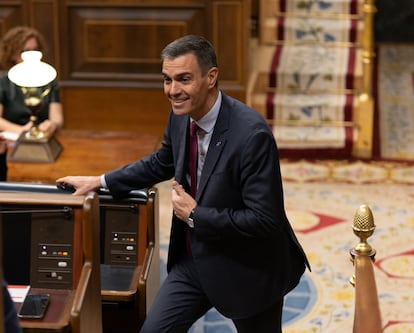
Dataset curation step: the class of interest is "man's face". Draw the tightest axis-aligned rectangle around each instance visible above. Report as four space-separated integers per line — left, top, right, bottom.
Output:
162 53 217 120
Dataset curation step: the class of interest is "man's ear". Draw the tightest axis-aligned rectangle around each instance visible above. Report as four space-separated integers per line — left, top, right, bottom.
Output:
207 67 219 88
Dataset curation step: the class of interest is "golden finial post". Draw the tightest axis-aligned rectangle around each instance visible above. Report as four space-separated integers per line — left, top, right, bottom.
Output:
349 204 376 286
349 204 382 332
351 204 376 257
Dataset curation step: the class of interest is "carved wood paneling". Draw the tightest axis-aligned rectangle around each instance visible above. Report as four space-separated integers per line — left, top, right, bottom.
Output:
60 86 170 135
0 1 58 69
0 4 24 40
27 0 60 68
211 1 248 85
66 6 206 82
0 0 250 137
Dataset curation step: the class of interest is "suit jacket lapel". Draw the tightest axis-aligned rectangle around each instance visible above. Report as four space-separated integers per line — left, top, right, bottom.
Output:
174 116 190 185
196 98 230 200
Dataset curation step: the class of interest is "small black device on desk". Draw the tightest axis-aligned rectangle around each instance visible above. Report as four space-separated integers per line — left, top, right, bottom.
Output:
18 294 50 319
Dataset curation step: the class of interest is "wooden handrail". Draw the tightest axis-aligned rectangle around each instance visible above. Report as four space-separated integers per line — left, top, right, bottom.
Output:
350 204 382 333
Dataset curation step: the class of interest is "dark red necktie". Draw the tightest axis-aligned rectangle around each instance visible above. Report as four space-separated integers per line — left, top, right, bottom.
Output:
189 121 199 197
187 121 198 256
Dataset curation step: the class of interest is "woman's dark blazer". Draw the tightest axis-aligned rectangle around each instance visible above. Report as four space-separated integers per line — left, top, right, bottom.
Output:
105 92 310 319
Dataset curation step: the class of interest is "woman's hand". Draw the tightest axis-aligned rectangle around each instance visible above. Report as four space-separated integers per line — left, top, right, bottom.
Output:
0 136 7 154
21 120 34 133
38 119 57 133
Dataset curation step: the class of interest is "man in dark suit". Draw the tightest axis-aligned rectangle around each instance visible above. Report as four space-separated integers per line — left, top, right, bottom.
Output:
57 34 310 333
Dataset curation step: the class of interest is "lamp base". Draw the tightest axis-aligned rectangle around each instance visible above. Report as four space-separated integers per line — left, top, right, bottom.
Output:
9 131 63 162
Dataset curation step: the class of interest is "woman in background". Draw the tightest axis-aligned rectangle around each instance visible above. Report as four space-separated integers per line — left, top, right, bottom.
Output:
0 26 63 180
0 26 63 135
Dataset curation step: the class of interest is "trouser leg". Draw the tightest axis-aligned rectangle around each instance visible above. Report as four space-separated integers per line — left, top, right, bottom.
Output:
140 256 212 333
232 297 284 333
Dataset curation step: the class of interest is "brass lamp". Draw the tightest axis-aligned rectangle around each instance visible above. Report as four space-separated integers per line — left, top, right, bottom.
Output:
7 50 62 162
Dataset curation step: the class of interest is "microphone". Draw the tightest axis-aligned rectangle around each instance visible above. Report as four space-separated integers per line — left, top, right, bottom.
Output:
352 204 376 256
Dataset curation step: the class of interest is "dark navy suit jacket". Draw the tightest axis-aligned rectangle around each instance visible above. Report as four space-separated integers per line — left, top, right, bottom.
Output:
105 93 310 318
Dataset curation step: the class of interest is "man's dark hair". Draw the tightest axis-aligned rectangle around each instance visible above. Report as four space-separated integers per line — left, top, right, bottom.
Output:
161 35 218 76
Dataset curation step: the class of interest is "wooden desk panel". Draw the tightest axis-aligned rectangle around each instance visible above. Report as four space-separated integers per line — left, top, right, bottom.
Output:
16 289 73 333
0 192 102 333
7 130 160 183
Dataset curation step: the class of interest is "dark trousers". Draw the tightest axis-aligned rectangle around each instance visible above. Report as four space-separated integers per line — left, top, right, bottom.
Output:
140 255 283 333
0 152 7 181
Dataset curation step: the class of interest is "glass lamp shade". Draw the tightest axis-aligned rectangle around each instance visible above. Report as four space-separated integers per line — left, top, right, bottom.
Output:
8 51 57 87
